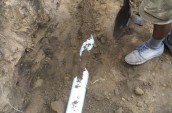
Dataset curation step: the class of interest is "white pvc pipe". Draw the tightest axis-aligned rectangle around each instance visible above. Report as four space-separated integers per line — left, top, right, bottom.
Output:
65 68 89 113
80 35 94 56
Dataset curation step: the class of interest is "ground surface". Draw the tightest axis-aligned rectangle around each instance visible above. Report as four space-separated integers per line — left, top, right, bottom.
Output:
1 0 172 113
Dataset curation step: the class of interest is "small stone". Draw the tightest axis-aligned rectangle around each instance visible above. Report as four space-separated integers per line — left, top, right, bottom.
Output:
134 87 144 95
122 97 125 101
115 107 123 113
51 100 65 113
162 84 167 87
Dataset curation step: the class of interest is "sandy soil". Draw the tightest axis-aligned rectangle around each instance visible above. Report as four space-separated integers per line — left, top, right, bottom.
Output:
0 0 172 113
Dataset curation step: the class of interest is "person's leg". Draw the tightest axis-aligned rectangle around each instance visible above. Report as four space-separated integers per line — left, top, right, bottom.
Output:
145 23 172 49
153 24 172 39
125 23 172 65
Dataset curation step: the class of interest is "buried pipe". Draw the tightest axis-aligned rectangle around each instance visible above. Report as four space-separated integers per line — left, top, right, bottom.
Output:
66 35 94 113
65 68 89 113
80 35 94 57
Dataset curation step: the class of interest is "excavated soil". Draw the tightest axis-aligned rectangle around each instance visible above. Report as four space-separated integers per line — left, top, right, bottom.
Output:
0 0 172 113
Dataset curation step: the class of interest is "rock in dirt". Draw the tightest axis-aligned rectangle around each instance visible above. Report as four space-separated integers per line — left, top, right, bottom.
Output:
134 87 144 95
122 97 125 101
51 100 65 113
114 107 123 113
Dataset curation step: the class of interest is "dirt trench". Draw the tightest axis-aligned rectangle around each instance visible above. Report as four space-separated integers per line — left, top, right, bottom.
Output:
1 0 172 113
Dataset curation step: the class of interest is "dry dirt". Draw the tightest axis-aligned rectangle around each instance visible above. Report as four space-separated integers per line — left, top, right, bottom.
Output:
0 0 172 113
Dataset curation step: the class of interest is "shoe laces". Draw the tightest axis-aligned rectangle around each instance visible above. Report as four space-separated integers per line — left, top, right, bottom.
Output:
136 44 149 53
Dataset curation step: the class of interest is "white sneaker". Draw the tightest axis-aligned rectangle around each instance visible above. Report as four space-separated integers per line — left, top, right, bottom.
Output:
125 43 164 65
